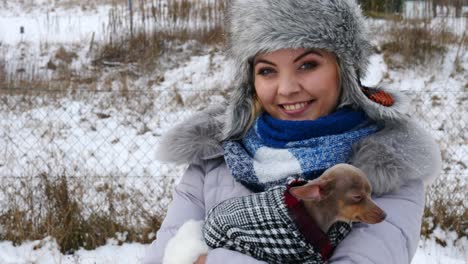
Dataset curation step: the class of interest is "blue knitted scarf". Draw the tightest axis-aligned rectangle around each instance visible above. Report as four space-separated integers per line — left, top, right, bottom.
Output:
223 108 381 191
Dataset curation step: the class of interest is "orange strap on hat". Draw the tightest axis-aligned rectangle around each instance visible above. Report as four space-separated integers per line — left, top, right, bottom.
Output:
361 86 395 107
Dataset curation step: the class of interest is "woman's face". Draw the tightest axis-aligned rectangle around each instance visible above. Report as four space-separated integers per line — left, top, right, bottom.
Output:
253 48 340 121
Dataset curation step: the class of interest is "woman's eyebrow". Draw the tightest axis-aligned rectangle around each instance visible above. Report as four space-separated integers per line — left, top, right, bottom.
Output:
253 59 276 67
254 49 322 66
293 50 323 62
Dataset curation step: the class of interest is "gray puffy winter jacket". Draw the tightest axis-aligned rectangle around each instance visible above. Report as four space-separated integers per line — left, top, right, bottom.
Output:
142 106 441 264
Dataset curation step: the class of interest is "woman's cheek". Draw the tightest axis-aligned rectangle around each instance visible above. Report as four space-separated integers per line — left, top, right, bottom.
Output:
255 81 272 102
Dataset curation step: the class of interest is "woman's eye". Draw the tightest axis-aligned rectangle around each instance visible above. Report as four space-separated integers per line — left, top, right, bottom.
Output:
300 61 318 70
257 68 275 76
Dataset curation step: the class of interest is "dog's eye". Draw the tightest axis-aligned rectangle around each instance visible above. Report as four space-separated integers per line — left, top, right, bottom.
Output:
352 195 362 202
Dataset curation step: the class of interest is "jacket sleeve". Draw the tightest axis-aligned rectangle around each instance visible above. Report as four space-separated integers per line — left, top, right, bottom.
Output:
142 162 267 264
142 163 206 264
329 179 425 264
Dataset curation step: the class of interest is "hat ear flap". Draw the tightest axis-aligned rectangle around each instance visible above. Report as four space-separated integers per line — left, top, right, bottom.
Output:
338 60 408 121
222 61 257 140
222 89 254 140
289 178 335 201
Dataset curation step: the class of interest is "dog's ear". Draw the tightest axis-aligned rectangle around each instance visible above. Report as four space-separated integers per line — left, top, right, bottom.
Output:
289 178 335 201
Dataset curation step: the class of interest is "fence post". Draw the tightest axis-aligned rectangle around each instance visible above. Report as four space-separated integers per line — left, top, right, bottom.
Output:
129 0 133 37
454 0 462 17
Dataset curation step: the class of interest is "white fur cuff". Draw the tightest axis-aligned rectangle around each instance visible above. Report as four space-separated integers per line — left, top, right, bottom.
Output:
163 220 209 264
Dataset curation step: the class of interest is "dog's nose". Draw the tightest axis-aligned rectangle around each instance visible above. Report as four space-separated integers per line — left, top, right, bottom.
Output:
380 211 387 221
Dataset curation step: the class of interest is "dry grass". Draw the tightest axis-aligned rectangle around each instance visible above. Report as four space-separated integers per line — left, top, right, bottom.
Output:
2 0 226 92
54 46 78 64
421 177 467 244
361 0 466 18
93 0 225 69
93 30 164 69
362 0 466 69
0 173 172 253
0 44 97 92
93 27 223 67
381 21 452 68
0 68 97 94
0 58 6 86
360 0 404 17
386 19 467 69
0 74 51 91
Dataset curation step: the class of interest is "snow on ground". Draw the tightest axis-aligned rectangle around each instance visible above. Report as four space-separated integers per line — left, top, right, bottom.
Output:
0 237 148 264
0 1 466 263
0 4 112 45
413 232 468 264
0 235 465 264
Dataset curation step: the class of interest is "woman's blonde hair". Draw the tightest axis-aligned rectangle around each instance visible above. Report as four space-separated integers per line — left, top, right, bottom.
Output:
246 95 263 131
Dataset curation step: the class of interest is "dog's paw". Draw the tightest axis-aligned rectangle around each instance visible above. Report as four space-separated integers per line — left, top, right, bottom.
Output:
163 220 209 264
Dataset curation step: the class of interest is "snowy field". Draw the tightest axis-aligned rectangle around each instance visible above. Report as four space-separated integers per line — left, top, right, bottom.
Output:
0 1 466 263
0 234 466 264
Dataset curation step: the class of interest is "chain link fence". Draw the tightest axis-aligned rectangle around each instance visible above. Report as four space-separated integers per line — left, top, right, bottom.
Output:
1 88 465 175
0 85 466 250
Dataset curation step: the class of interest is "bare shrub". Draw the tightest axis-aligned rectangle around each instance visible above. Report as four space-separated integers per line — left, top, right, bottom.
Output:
0 74 51 91
381 20 452 68
55 46 78 64
359 0 403 17
93 30 164 69
0 172 173 253
359 0 465 18
0 57 6 87
41 173 87 253
421 177 467 244
4 0 226 91
362 0 466 68
0 44 49 90
93 0 225 69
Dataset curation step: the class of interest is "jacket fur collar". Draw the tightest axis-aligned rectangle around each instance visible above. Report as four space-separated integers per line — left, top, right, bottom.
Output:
156 104 441 195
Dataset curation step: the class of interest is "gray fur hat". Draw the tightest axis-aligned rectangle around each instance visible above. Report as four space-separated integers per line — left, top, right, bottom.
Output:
222 0 407 139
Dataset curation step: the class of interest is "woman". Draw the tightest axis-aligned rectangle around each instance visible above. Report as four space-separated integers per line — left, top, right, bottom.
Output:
143 0 441 263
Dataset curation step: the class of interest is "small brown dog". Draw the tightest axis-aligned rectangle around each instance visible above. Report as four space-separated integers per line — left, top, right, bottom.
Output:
289 163 386 233
203 163 387 263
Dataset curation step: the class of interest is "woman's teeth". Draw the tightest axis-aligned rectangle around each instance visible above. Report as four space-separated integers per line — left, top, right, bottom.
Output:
283 102 308 111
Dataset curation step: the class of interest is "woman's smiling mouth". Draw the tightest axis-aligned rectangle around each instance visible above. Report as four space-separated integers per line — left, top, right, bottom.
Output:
280 101 314 115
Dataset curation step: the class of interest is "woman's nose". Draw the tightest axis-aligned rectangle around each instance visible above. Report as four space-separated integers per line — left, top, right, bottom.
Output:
277 74 301 96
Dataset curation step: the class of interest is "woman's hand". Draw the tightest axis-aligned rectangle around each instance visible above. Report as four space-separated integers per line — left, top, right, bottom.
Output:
194 254 207 264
